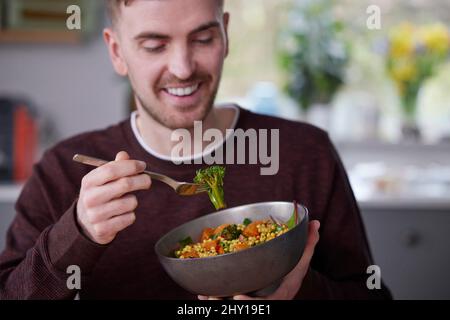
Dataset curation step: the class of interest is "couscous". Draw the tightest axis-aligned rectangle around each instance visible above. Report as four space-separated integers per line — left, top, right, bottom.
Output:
174 218 289 259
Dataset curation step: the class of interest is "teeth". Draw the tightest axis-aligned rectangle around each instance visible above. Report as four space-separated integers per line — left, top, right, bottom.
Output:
166 84 199 97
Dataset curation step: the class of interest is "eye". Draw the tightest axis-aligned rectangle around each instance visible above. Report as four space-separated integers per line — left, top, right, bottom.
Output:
143 45 165 53
142 39 167 53
193 30 215 45
194 37 213 44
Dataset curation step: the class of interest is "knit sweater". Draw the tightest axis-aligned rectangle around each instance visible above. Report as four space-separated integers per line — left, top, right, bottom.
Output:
0 106 391 299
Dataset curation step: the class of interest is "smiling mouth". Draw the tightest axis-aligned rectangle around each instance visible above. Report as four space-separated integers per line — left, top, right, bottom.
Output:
164 83 200 97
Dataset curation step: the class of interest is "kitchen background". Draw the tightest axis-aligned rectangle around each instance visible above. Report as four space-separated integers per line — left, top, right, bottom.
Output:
0 0 449 299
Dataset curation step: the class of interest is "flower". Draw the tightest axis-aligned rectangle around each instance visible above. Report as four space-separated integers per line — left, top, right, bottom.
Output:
418 23 450 56
388 23 415 58
385 22 450 118
390 58 417 83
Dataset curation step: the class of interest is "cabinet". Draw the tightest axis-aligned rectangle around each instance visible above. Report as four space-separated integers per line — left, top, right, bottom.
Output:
337 142 450 299
361 204 450 299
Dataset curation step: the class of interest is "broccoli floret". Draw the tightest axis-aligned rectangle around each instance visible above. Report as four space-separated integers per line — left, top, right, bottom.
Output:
220 224 241 240
194 166 227 210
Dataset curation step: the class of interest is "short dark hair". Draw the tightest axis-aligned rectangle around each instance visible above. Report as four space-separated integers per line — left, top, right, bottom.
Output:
105 0 224 27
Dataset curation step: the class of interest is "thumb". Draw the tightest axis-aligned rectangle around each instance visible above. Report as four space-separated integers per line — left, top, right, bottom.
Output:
299 220 320 267
115 151 130 161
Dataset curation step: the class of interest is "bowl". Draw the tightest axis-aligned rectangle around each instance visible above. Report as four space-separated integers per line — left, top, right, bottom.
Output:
154 201 309 297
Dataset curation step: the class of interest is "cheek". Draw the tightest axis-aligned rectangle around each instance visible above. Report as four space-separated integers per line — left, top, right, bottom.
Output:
128 58 161 92
197 46 225 78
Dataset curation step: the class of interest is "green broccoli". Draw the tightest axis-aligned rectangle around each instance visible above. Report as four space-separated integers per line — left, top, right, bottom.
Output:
194 166 227 210
220 224 241 240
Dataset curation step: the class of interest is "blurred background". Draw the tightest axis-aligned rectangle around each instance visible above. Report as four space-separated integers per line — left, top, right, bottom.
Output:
1 0 449 299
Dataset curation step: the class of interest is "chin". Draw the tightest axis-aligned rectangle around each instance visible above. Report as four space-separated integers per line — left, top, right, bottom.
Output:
162 108 207 130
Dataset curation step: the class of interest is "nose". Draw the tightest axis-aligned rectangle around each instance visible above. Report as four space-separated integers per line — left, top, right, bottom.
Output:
167 45 196 80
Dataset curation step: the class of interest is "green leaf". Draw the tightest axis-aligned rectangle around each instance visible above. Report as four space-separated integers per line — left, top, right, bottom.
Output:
286 201 299 230
243 218 252 226
178 236 193 249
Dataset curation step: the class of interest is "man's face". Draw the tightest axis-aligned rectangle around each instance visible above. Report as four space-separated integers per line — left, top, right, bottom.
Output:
106 0 229 129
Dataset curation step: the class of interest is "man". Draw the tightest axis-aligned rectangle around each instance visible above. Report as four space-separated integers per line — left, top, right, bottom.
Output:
0 0 391 299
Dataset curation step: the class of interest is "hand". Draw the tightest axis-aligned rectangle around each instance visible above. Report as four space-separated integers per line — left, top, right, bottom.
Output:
198 220 321 300
76 151 151 244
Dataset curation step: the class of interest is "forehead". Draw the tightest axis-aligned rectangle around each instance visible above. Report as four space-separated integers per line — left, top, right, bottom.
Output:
118 0 222 35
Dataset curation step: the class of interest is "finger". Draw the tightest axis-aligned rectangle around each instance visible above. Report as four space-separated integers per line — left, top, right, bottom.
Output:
288 220 319 277
88 194 138 223
197 295 222 300
233 295 260 300
115 151 130 161
299 220 320 268
265 220 321 300
82 159 147 188
95 211 136 237
87 173 151 205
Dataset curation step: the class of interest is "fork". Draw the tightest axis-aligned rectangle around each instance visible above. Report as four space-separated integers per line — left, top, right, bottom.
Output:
73 154 208 196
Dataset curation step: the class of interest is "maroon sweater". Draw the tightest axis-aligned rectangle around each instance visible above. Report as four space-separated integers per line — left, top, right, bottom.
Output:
0 107 391 299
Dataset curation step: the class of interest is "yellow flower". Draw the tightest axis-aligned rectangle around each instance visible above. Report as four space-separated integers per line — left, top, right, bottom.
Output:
389 22 415 58
389 58 417 83
418 23 450 55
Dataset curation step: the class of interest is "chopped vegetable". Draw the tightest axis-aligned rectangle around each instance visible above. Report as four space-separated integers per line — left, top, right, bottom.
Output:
194 166 227 210
286 200 299 230
243 218 252 226
175 219 289 259
219 224 241 240
200 228 215 242
178 236 193 249
243 220 262 237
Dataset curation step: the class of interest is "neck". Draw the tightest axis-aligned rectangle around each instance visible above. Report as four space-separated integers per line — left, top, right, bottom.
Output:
135 106 236 158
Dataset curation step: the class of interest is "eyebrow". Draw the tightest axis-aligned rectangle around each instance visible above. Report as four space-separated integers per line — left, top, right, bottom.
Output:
134 21 220 41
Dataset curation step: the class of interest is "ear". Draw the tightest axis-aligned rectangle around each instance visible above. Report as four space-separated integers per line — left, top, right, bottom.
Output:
223 12 230 58
103 28 128 76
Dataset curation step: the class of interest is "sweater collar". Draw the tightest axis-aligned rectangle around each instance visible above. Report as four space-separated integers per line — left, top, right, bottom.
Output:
130 104 241 164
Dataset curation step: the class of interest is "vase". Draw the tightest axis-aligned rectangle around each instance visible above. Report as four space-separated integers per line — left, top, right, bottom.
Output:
400 90 421 142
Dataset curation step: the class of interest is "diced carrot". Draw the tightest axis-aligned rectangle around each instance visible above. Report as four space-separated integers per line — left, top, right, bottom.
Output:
216 245 225 254
202 239 218 251
213 224 230 236
233 242 249 251
243 221 262 237
182 249 199 258
200 227 215 241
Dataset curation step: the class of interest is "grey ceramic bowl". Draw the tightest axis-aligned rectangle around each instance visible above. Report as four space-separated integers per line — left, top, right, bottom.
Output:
154 201 309 297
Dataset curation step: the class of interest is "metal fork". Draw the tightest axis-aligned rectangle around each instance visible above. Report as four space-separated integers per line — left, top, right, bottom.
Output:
73 154 208 196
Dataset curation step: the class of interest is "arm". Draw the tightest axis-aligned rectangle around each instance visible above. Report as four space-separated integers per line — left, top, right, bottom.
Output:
0 150 150 299
0 158 106 299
